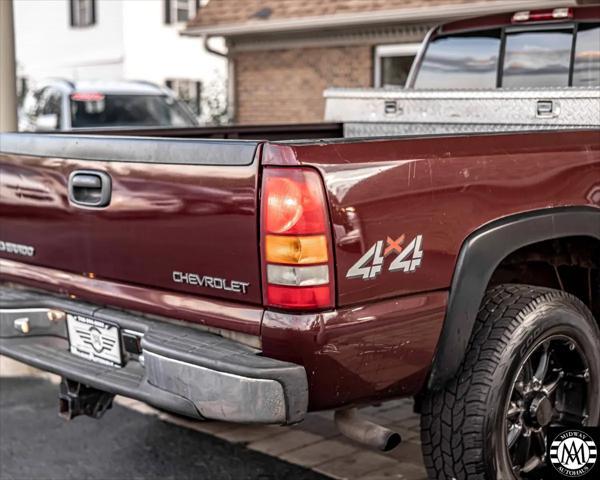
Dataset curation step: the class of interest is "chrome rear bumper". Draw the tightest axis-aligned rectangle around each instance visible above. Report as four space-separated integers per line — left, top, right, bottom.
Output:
0 286 308 424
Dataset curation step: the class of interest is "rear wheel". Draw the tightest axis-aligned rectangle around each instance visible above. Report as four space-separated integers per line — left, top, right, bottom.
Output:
420 284 600 480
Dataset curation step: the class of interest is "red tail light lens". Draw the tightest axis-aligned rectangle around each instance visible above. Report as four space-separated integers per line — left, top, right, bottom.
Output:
261 168 334 310
263 169 327 235
266 285 331 309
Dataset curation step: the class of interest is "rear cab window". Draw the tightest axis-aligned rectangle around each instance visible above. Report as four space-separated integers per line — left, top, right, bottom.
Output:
69 94 197 128
413 19 600 89
573 24 600 86
502 28 573 87
414 29 501 88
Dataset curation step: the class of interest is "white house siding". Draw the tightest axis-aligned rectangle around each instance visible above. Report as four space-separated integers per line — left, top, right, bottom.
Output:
14 0 125 80
121 0 225 88
13 0 226 121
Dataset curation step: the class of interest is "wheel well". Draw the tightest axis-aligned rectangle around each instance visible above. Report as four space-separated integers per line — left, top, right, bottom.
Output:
427 208 599 390
488 236 600 320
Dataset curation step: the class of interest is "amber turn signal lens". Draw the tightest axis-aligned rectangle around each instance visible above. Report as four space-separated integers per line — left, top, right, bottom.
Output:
265 235 328 265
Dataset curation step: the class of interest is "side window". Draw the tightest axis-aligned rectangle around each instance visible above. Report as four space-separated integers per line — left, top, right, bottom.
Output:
502 29 573 87
164 0 200 24
39 89 63 129
573 23 600 87
414 29 501 89
24 88 44 119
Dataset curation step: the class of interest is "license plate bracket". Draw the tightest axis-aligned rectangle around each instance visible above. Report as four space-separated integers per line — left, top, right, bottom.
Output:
66 314 123 367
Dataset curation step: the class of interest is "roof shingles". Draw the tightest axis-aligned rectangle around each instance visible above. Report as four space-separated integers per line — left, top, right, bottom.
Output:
188 0 495 29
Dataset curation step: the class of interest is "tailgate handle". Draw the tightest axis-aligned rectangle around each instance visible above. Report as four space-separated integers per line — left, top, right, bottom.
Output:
68 170 111 208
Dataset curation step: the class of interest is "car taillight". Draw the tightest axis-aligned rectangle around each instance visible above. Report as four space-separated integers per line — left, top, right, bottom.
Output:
512 8 572 23
260 167 334 310
71 92 105 102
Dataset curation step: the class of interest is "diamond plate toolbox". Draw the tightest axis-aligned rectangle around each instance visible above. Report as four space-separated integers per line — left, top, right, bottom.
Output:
324 87 600 137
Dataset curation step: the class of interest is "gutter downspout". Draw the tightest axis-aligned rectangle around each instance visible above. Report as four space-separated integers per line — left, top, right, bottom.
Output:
203 35 235 124
203 35 228 57
0 0 18 132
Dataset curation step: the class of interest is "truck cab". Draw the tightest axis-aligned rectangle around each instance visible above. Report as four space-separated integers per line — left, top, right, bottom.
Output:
408 6 600 89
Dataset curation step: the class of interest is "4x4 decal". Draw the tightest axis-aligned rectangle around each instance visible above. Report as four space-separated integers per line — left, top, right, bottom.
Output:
346 234 423 280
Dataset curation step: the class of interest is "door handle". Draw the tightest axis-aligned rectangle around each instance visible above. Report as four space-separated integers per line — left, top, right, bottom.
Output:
68 170 111 207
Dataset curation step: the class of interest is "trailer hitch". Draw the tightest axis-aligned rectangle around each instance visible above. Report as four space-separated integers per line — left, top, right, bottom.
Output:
58 378 114 420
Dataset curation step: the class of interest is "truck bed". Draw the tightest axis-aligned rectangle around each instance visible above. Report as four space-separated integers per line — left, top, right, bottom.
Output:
1 125 598 412
2 128 598 311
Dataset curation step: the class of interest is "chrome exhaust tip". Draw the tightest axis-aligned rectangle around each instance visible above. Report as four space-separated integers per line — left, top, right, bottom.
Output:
334 408 402 452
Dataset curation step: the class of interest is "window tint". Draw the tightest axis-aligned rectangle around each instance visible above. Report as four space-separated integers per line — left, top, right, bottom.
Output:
573 23 600 87
502 30 572 87
70 94 197 128
414 30 501 89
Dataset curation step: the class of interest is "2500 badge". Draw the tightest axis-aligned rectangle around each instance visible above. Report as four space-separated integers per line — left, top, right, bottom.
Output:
0 240 35 257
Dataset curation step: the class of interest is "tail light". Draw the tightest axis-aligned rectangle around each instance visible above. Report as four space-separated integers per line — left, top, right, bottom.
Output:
71 92 105 102
512 8 572 23
260 168 334 310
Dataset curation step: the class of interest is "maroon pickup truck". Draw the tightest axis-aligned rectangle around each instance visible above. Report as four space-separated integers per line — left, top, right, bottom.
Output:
1 9 599 480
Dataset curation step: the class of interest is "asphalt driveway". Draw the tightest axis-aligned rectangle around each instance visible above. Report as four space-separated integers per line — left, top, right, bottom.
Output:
0 376 326 480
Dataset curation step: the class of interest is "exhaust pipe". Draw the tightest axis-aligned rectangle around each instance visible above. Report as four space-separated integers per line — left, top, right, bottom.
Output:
334 408 402 452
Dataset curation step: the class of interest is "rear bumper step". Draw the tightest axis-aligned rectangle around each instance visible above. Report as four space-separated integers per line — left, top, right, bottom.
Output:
0 286 308 424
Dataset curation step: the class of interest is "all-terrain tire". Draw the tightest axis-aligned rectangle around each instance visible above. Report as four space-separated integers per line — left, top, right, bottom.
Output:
420 284 600 480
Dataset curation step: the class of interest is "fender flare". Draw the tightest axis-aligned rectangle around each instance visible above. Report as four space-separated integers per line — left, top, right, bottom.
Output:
427 206 600 390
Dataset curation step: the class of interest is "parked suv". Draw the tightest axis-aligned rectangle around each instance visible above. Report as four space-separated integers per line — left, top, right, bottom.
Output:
20 79 198 131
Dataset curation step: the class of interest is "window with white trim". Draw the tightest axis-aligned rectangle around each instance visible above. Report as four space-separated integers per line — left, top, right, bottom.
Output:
70 0 96 28
374 44 421 88
164 0 202 24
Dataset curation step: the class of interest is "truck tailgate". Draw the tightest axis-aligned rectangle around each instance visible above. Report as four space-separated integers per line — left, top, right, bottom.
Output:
0 134 263 305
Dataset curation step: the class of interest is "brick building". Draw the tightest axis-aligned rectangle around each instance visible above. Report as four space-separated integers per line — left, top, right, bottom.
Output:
184 0 570 124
